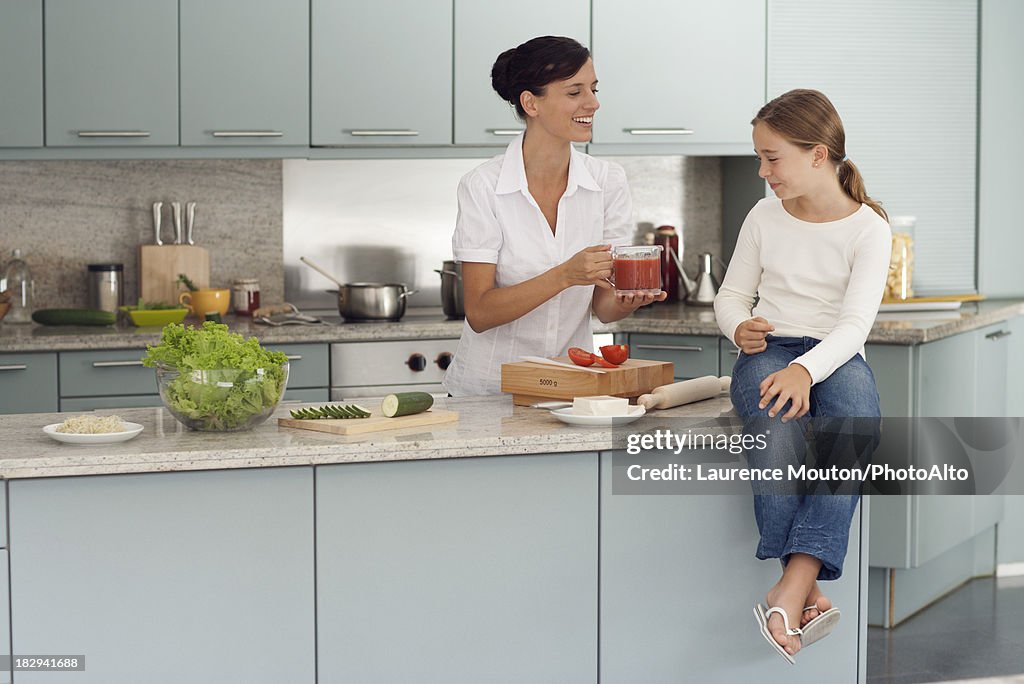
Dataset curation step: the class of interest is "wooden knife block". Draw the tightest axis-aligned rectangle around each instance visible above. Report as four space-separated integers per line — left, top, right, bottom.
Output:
139 245 210 306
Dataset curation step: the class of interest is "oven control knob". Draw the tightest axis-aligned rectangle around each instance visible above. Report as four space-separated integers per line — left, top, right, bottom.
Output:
406 353 427 372
435 352 453 370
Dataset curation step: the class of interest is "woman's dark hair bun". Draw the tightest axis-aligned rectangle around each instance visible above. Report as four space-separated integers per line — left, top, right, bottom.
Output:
490 48 518 103
490 36 590 119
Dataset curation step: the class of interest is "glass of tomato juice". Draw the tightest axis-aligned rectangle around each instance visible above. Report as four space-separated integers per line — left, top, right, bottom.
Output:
611 245 663 295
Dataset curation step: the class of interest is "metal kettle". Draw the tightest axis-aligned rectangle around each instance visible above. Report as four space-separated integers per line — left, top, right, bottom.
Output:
667 248 721 306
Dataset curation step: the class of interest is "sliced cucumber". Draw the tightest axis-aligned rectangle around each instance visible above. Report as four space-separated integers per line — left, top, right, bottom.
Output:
289 404 371 420
381 392 434 418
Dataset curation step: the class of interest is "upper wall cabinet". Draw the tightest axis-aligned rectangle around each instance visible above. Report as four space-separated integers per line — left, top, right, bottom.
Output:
453 0 590 145
768 0 977 295
44 0 178 147
312 0 452 146
591 0 765 147
0 1 43 147
180 0 309 146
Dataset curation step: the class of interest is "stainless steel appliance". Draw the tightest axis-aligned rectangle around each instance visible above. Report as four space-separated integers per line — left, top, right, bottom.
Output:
330 338 456 399
434 260 464 319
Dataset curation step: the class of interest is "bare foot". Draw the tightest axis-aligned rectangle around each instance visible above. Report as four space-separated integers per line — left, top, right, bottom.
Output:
801 582 833 627
765 584 806 656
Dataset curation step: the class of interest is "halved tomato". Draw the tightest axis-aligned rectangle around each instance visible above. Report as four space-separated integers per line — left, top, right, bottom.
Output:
600 344 629 365
568 347 597 366
594 356 619 368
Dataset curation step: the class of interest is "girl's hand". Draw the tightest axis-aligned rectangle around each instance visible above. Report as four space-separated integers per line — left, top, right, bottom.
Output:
759 364 812 422
562 245 614 289
734 316 775 354
614 290 668 311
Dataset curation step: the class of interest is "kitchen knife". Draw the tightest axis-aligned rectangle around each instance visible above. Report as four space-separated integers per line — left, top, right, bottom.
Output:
520 355 607 374
152 202 163 245
171 202 183 244
186 202 196 245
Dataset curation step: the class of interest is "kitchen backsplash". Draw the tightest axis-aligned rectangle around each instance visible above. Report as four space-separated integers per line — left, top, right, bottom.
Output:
283 155 722 310
0 160 283 310
0 155 721 312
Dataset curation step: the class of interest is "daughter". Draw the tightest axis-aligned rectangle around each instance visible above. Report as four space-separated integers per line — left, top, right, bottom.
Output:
714 89 890 663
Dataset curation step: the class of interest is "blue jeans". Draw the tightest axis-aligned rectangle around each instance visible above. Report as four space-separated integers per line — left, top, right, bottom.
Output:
730 336 881 581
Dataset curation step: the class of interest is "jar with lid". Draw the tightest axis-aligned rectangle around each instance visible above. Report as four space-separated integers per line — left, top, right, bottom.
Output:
1 249 34 324
886 216 916 301
231 278 261 316
653 225 680 301
87 263 124 315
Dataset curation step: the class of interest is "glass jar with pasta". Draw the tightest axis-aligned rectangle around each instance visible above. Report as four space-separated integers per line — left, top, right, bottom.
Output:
886 216 916 301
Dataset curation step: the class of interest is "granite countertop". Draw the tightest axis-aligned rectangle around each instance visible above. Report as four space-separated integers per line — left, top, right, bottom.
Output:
2 300 1022 353
0 394 735 479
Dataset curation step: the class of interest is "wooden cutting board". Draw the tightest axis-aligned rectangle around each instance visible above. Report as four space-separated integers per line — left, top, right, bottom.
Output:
501 357 674 406
139 245 210 305
278 408 459 435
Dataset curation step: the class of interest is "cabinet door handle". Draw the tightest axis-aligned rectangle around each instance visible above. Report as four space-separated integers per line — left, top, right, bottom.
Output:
634 343 704 352
985 330 1012 340
211 130 284 138
284 355 303 361
727 349 740 356
347 130 419 137
91 360 145 368
76 130 150 138
487 129 524 136
0 364 28 371
625 128 694 136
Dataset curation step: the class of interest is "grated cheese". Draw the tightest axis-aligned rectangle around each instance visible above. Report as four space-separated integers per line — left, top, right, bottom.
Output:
55 414 127 434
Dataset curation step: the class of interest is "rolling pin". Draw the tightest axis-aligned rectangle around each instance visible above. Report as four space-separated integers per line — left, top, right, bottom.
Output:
637 376 731 410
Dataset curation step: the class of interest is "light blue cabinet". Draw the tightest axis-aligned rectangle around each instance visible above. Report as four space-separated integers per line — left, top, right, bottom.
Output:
978 0 1024 298
316 453 598 682
0 1 43 147
312 0 452 146
629 333 720 380
266 343 330 403
591 0 765 148
453 0 589 145
8 468 315 684
600 452 865 682
720 338 739 377
0 550 9 684
180 0 309 147
44 0 178 147
0 352 58 414
768 0 978 294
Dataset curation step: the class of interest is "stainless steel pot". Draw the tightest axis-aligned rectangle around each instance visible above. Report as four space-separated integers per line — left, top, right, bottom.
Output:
434 260 464 320
328 283 418 322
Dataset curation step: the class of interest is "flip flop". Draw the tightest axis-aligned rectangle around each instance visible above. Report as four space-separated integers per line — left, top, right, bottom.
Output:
800 606 841 648
753 604 799 665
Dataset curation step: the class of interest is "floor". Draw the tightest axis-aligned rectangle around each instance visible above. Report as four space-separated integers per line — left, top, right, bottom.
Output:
866 575 1024 683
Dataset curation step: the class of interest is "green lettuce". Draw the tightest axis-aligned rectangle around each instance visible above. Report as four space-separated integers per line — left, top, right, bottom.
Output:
143 322 289 431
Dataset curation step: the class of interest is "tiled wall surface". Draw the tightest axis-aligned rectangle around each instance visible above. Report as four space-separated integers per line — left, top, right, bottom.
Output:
0 160 283 309
1 155 722 311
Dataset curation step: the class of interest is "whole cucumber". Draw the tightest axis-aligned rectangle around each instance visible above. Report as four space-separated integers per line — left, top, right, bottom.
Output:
381 391 434 418
32 309 117 326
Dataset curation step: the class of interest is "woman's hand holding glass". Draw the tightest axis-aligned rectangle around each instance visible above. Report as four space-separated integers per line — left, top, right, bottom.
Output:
562 244 614 289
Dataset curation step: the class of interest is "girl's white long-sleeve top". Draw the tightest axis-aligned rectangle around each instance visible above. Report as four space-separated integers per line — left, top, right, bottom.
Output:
714 197 892 384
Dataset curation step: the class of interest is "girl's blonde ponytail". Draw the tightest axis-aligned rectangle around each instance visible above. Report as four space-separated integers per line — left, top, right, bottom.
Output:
838 160 887 221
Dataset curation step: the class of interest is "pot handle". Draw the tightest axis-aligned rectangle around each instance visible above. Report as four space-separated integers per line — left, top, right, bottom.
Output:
434 269 460 278
398 289 420 299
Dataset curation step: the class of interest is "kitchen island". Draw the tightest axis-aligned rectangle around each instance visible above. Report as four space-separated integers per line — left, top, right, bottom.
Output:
0 395 870 684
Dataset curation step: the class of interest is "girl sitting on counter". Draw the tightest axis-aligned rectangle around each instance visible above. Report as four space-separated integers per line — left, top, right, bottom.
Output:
715 89 890 663
442 36 664 398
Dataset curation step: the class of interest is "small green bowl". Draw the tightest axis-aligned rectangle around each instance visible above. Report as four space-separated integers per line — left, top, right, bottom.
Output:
120 306 190 327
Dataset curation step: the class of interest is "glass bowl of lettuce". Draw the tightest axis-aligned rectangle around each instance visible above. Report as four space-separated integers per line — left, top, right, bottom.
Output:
143 322 289 431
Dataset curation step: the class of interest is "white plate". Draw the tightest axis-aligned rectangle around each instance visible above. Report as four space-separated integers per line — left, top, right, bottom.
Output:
42 422 144 445
878 301 962 313
550 405 646 427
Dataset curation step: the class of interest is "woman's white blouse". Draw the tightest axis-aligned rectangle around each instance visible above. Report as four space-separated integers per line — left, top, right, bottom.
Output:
442 134 633 396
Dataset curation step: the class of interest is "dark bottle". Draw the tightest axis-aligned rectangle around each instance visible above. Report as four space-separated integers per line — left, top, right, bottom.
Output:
653 225 680 302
